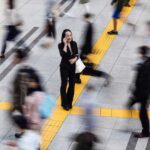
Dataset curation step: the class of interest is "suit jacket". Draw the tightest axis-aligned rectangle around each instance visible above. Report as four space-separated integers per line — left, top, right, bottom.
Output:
58 41 78 69
133 58 150 99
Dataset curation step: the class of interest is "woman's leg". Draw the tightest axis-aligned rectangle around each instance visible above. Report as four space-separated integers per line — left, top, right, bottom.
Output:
60 67 68 108
67 69 75 108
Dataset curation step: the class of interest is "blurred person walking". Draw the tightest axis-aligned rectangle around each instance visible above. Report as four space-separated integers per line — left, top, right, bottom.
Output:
128 46 150 138
0 0 23 58
108 0 126 35
11 66 44 137
58 29 78 111
73 88 99 150
75 13 111 85
11 66 42 113
4 115 41 150
80 13 94 61
41 0 59 48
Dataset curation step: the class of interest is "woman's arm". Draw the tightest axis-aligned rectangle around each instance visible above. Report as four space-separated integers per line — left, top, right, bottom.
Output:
69 42 78 64
58 43 70 60
70 41 79 58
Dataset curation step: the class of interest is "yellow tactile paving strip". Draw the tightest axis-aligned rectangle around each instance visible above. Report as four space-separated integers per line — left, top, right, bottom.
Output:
70 106 142 119
41 1 137 149
0 102 12 110
1 102 150 119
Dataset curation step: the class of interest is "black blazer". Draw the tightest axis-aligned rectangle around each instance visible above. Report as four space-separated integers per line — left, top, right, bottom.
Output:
58 41 78 69
133 58 150 99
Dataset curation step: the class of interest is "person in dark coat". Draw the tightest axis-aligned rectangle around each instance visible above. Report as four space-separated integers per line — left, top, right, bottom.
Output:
58 29 78 111
74 96 99 150
80 13 94 60
76 13 111 85
128 46 150 138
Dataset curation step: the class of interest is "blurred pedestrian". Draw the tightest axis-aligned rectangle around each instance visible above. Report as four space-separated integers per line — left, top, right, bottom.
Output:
76 64 111 86
11 66 44 137
127 46 150 138
4 114 41 150
80 13 94 61
73 96 99 150
58 29 78 110
0 0 23 58
41 0 59 48
108 0 126 35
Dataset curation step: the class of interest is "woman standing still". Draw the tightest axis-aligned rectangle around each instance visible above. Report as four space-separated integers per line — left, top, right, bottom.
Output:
58 29 78 111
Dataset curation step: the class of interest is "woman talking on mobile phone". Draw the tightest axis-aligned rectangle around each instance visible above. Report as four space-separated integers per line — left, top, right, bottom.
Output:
58 29 78 111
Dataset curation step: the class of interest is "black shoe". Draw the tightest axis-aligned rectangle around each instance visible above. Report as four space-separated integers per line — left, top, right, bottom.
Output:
68 105 72 109
0 55 5 59
125 3 131 7
15 132 23 138
75 78 81 84
107 30 118 35
134 132 149 138
104 76 112 87
62 106 70 111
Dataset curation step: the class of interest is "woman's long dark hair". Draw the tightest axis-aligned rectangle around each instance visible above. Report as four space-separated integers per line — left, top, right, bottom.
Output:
61 29 73 43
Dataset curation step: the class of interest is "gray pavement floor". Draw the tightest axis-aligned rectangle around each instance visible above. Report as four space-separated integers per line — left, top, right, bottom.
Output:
0 0 150 149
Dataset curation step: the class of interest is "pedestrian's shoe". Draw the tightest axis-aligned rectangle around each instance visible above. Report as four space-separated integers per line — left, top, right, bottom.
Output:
63 106 70 111
134 132 149 138
104 76 112 87
125 3 131 7
107 30 118 35
75 78 81 84
62 105 70 111
0 54 5 59
68 105 72 109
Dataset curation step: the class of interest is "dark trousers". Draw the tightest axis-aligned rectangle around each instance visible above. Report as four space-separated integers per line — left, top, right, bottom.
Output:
76 66 110 80
46 18 56 39
129 97 149 135
1 25 21 55
60 67 75 107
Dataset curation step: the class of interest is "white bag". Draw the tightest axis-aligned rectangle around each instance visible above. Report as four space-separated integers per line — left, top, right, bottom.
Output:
75 58 85 73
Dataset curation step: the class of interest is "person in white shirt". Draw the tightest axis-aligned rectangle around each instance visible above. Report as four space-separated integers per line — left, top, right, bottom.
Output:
0 0 23 58
4 115 41 150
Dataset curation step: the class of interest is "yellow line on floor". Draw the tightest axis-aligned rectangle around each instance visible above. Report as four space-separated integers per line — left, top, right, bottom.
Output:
0 101 148 119
41 0 137 149
0 102 12 110
70 106 146 119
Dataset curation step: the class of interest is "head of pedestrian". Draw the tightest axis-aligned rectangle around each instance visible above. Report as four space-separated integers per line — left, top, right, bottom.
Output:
26 71 44 94
138 46 150 60
26 74 40 88
13 49 28 64
83 13 94 22
61 29 73 44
